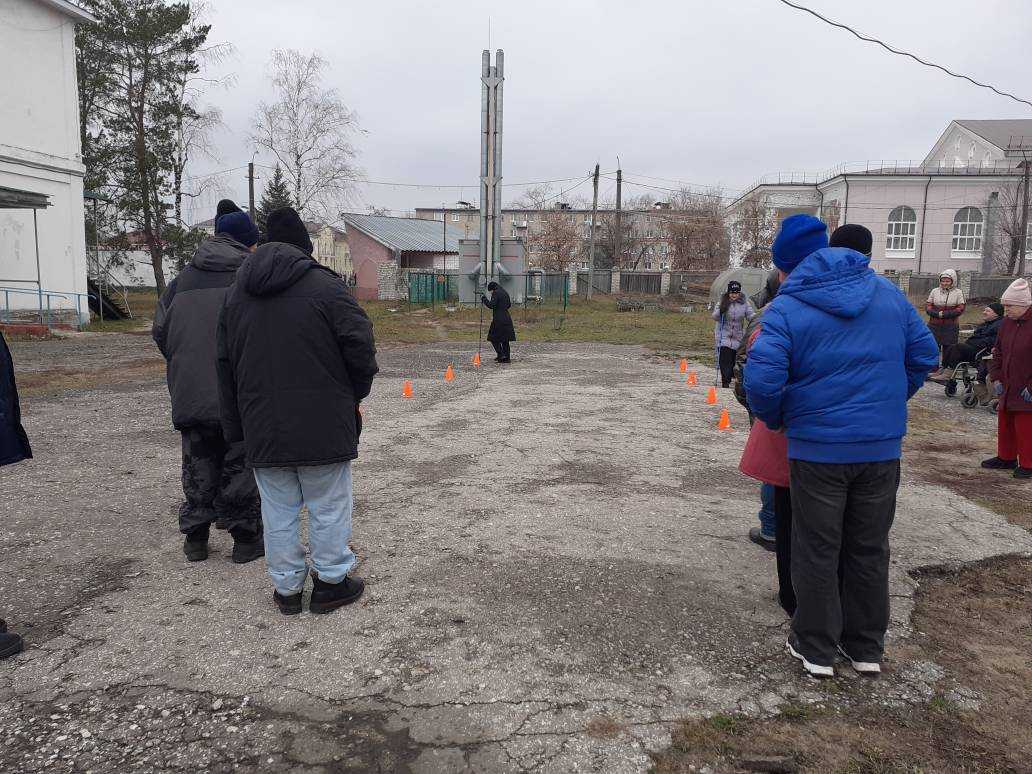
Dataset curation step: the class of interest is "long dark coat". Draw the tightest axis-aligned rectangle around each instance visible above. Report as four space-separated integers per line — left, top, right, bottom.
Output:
0 329 32 466
482 286 516 343
990 306 1032 414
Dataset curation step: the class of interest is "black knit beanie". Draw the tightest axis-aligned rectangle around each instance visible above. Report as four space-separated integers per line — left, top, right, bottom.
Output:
829 224 873 257
266 207 313 254
988 302 1004 318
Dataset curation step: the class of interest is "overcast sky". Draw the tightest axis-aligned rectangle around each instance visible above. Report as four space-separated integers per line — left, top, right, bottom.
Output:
182 0 1032 225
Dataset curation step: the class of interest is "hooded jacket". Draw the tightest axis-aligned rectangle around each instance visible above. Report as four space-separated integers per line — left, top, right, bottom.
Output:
744 247 939 464
989 306 1032 414
0 329 32 466
216 242 379 467
712 295 755 349
482 286 516 343
153 234 251 429
925 269 966 327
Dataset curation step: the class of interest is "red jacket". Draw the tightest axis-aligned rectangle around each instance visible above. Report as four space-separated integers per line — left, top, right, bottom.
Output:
990 306 1032 413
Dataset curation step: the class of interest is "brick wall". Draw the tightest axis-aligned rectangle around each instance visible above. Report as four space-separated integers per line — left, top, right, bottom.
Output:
344 226 393 300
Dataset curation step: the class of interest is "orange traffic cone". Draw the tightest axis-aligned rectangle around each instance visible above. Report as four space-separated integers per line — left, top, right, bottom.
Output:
473 352 481 367
718 408 732 430
679 358 688 374
403 380 414 398
686 371 698 386
445 365 455 382
706 386 718 405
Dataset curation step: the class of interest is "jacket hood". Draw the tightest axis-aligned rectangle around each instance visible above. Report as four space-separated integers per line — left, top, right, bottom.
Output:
190 234 250 272
940 268 958 284
778 247 877 319
238 242 319 296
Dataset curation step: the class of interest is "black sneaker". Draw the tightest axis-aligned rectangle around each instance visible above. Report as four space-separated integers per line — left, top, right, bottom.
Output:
273 591 302 616
183 537 209 562
310 575 365 614
1015 467 1032 480
981 456 1018 470
231 539 265 564
749 527 776 552
0 631 24 660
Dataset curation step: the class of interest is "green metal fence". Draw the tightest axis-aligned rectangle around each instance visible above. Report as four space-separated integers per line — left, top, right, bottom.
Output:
408 272 459 305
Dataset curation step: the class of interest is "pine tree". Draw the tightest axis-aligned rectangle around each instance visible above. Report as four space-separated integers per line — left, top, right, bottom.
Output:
255 164 293 237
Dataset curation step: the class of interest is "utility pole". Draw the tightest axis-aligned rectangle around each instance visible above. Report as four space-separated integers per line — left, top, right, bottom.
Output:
982 191 998 276
586 163 600 300
614 164 623 270
247 162 256 216
1019 158 1030 277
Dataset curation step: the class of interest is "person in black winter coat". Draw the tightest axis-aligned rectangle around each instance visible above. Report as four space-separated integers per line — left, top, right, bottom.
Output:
482 281 516 363
930 303 1004 383
153 211 263 564
1 328 30 660
217 207 378 616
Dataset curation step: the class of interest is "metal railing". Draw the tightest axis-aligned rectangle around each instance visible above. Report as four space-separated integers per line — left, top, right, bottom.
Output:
0 286 88 327
87 253 134 319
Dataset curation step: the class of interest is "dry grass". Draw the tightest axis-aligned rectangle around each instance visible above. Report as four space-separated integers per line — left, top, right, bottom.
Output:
17 357 165 397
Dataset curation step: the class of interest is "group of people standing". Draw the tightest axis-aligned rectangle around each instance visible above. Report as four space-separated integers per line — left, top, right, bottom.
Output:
728 212 1032 678
154 200 379 615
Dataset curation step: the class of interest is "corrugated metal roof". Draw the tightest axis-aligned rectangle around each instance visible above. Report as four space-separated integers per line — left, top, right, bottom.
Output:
341 213 461 253
956 119 1032 151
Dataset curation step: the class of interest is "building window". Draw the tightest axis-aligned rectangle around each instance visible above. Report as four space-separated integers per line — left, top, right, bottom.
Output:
952 207 983 252
886 206 917 252
451 213 459 222
434 213 443 221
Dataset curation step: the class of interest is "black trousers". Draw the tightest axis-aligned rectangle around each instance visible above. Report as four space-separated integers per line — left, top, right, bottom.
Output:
718 346 736 388
180 426 261 542
491 340 511 361
772 486 796 617
789 459 900 666
941 342 980 369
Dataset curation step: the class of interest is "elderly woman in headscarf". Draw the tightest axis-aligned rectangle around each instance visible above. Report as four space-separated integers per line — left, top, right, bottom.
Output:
482 281 516 363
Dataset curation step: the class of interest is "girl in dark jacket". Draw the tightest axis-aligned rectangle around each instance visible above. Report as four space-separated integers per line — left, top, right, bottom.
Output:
482 281 516 363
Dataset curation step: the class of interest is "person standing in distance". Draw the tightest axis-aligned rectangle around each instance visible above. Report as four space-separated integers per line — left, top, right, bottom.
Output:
482 281 516 363
217 207 378 615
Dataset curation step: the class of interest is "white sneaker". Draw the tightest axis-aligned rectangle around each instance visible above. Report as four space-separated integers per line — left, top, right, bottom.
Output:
837 645 881 675
786 639 834 678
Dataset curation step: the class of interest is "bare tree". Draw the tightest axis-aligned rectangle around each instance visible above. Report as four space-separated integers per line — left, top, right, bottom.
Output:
731 196 777 268
534 210 581 272
993 181 1029 275
253 49 362 221
658 188 729 271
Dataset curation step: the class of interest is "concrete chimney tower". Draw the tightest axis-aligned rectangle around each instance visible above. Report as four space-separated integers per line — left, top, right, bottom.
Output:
479 49 504 281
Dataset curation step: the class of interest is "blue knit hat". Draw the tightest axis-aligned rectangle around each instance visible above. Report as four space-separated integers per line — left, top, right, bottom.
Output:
215 211 259 248
771 214 828 273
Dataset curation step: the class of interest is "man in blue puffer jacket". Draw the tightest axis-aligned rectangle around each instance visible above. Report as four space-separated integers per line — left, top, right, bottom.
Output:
745 214 939 678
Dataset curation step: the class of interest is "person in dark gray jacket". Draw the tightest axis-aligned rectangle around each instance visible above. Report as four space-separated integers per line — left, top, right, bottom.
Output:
153 209 263 564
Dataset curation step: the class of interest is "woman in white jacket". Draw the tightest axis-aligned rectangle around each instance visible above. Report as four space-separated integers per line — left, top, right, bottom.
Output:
926 269 966 371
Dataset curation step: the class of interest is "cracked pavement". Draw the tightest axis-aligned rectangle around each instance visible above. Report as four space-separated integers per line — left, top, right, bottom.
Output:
2 336 1030 772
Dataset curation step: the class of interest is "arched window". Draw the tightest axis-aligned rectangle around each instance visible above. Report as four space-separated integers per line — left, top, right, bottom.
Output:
886 206 917 252
952 207 983 252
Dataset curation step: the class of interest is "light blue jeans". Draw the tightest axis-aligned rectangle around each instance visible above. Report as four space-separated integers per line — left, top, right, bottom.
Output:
253 462 357 597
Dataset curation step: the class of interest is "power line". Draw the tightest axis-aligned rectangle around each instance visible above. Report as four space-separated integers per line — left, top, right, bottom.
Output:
775 0 1032 109
249 163 611 190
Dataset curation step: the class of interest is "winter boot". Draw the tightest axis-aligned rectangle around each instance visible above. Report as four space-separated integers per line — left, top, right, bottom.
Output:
183 528 209 562
273 591 302 616
310 575 365 614
981 456 1018 471
0 630 24 660
232 539 265 564
1015 467 1032 480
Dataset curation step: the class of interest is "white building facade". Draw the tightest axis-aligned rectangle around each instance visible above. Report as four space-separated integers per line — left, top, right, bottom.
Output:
0 0 95 326
728 120 1032 277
